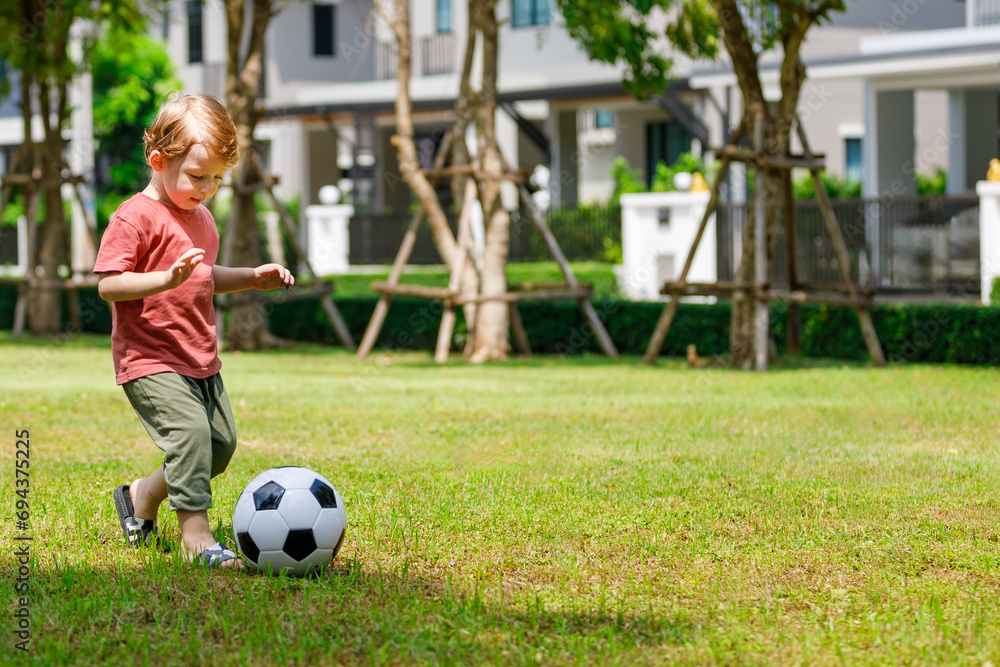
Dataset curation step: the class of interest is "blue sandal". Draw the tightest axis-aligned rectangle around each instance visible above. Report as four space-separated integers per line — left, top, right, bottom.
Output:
113 484 159 548
197 543 239 569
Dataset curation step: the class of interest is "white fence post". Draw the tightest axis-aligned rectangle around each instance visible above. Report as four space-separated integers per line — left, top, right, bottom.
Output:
304 199 353 277
619 191 714 301
977 180 1000 303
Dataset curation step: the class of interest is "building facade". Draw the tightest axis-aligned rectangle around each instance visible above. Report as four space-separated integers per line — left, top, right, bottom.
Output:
1 1 989 222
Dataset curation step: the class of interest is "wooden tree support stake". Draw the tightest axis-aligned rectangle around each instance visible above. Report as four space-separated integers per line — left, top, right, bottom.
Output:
217 154 357 351
642 114 886 368
753 109 770 372
358 151 619 362
435 178 480 363
795 117 885 367
643 154 737 364
514 182 618 360
357 208 425 358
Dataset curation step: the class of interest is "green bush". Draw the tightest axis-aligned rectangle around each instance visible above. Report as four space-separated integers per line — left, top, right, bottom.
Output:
650 153 709 193
2 195 24 227
609 153 710 205
608 157 645 205
7 283 1000 365
917 167 948 196
792 170 862 199
533 205 620 264
992 277 1000 306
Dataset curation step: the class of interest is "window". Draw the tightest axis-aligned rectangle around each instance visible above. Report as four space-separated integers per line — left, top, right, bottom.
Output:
646 121 692 187
594 109 615 130
512 0 550 28
187 0 203 64
313 3 336 57
437 0 452 34
845 137 863 182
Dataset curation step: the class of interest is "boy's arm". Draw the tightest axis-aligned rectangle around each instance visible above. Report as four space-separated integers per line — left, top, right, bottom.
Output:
213 263 295 295
97 248 205 302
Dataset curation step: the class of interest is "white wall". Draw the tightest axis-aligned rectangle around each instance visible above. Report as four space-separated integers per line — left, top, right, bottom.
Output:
619 191 714 301
978 180 1000 303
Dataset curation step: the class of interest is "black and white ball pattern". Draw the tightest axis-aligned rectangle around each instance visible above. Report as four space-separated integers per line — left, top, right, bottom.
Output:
232 466 347 576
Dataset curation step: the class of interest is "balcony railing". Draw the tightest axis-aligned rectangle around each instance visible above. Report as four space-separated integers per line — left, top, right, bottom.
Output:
420 33 455 77
375 41 397 81
201 62 226 101
969 0 1000 26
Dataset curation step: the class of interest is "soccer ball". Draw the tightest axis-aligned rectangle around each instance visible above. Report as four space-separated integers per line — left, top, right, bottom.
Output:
232 466 347 576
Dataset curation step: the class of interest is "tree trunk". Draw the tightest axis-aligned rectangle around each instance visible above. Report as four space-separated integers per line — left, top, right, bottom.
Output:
713 0 811 369
223 0 284 350
467 0 509 362
18 0 70 336
28 185 69 335
29 115 71 337
225 153 276 349
377 0 481 351
729 110 795 369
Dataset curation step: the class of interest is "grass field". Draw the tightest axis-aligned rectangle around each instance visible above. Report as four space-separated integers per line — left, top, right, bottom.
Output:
4 334 1000 665
328 262 622 300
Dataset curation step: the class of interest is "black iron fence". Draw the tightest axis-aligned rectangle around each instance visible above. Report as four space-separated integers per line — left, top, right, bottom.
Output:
0 226 17 264
348 204 621 265
510 204 621 262
717 196 981 296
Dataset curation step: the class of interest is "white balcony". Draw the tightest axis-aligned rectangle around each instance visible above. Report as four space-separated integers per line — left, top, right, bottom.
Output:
969 0 1000 27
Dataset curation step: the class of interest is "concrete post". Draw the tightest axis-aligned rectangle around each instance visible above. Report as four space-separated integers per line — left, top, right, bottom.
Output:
619 190 714 301
977 180 1000 304
305 202 354 276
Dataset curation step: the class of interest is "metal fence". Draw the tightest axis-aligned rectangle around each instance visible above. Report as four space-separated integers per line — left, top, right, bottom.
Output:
716 196 981 296
0 226 17 264
349 211 450 265
348 204 621 265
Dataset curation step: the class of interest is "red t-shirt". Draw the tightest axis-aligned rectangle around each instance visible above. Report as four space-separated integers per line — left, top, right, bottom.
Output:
94 193 221 384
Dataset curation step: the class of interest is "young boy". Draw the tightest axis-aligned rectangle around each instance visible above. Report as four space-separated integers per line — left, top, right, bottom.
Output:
95 94 294 569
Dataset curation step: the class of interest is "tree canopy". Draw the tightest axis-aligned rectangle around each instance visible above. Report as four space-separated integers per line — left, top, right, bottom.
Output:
557 0 847 98
91 25 180 194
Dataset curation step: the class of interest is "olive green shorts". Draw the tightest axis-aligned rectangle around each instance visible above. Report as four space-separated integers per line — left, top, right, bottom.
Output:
122 372 237 512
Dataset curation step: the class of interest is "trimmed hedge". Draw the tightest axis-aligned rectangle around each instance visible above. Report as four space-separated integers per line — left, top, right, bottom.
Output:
3 283 999 364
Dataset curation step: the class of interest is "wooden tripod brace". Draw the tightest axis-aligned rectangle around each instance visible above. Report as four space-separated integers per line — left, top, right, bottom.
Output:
215 152 356 350
356 156 619 363
642 112 886 369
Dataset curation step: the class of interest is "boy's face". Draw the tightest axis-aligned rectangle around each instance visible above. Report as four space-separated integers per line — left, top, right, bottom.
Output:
149 143 228 211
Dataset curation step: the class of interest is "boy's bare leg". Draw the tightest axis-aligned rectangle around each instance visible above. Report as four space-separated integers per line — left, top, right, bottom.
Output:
177 510 242 569
129 468 240 569
130 467 168 521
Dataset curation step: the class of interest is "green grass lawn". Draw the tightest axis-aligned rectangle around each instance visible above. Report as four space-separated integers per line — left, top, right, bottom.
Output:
329 261 622 300
4 334 1000 665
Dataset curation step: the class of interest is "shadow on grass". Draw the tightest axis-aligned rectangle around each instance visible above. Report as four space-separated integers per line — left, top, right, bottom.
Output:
19 552 698 665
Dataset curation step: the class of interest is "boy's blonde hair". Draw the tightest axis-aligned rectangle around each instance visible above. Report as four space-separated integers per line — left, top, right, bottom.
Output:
144 94 240 167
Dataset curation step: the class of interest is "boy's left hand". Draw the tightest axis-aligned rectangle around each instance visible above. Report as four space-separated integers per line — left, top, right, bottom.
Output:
253 264 295 291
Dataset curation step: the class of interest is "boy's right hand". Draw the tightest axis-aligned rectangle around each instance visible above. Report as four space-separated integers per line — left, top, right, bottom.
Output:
165 248 205 289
